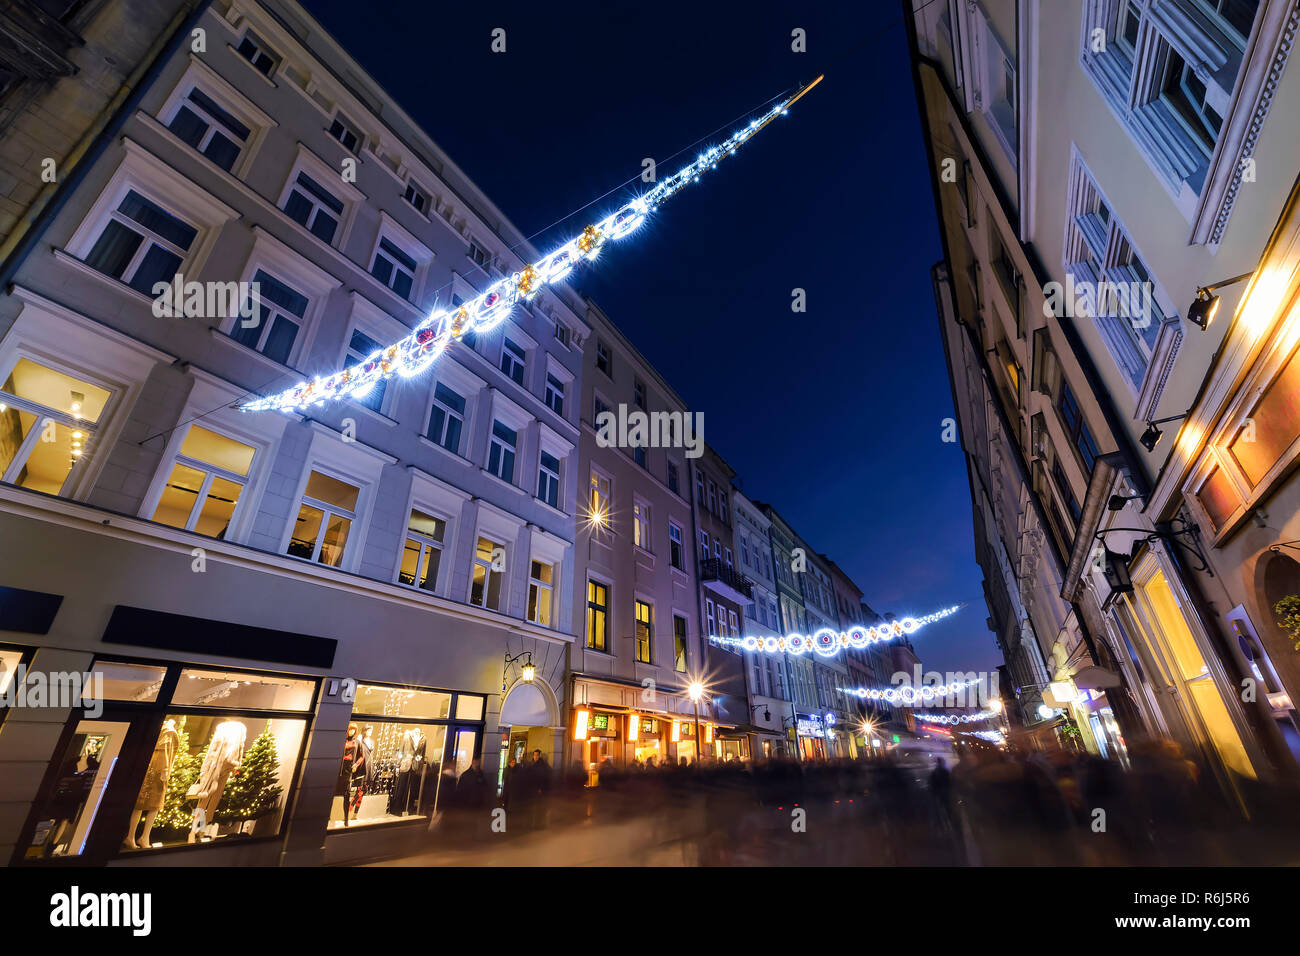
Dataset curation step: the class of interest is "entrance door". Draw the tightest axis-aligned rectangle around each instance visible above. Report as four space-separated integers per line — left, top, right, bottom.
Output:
1125 561 1255 779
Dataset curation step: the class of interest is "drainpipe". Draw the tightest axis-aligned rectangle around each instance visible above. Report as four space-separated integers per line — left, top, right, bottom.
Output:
0 0 211 286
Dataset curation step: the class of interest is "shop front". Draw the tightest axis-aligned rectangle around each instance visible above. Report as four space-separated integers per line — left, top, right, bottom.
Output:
795 714 828 761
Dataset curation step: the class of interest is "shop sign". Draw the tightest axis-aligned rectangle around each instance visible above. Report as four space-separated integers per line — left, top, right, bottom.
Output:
326 677 356 702
796 716 825 738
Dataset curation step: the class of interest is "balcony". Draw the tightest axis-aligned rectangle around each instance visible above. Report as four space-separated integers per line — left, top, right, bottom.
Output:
700 558 753 604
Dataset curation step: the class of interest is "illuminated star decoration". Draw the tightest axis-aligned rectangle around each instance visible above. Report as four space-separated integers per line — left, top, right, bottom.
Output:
240 76 824 414
838 678 982 706
708 605 962 658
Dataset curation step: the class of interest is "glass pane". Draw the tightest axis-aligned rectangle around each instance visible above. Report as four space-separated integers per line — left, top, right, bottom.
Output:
4 358 111 423
194 475 241 538
353 684 452 720
202 133 240 172
309 211 338 244
118 190 197 249
420 547 440 591
289 504 323 559
328 722 447 828
408 509 444 541
153 463 204 528
89 660 166 702
319 514 350 567
305 470 359 511
1185 679 1254 778
261 315 298 365
1195 466 1238 530
180 424 255 476
167 106 207 147
25 721 131 860
399 539 421 586
0 403 39 478
172 668 315 710
127 245 184 296
1228 345 1300 487
15 416 77 495
455 695 484 721
1140 571 1208 683
123 714 306 850
84 219 143 279
470 563 488 606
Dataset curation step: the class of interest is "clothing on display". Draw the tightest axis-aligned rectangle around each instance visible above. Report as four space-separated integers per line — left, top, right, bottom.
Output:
190 719 245 817
136 721 180 811
389 728 427 816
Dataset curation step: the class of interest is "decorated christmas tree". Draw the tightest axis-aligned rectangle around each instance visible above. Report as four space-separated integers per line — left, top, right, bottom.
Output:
156 718 202 836
214 723 282 827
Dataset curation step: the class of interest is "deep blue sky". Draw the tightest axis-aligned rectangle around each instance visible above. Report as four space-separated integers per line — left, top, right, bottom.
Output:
299 0 998 676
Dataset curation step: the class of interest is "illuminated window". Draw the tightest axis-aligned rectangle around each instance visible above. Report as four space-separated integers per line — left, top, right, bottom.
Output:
586 580 609 651
635 600 653 663
288 470 358 567
399 509 445 591
0 358 111 496
152 425 254 538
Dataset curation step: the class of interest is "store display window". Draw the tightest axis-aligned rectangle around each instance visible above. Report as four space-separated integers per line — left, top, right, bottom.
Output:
18 659 316 863
328 683 485 831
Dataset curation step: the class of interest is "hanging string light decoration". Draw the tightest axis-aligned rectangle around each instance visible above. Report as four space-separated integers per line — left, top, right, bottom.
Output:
837 678 982 706
240 76 824 414
913 710 999 725
708 604 962 657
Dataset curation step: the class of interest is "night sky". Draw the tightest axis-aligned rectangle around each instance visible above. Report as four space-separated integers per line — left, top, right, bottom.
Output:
298 0 999 677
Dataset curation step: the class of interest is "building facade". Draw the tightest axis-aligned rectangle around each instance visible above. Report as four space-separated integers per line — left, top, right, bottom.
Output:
0 0 588 866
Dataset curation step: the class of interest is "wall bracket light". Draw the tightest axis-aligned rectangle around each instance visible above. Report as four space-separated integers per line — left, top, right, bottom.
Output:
1139 411 1190 452
503 651 535 691
1095 515 1213 581
1188 271 1254 331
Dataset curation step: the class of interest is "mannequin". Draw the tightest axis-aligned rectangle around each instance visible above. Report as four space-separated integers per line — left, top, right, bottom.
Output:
125 718 180 850
389 727 427 815
187 719 245 843
336 722 369 826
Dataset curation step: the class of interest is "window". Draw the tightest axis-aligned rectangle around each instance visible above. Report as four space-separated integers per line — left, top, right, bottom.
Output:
741 536 750 567
593 395 609 422
695 471 705 505
698 529 709 561
724 547 733 569
371 237 417 300
151 425 254 538
427 382 466 454
1161 48 1221 156
528 560 554 626
719 492 728 524
288 470 359 567
230 269 309 365
328 113 362 153
537 451 561 509
399 509 445 591
470 535 505 610
0 358 110 495
588 470 610 524
329 683 482 828
1052 459 1082 526
283 171 344 245
486 420 517 483
403 181 430 215
554 324 570 347
667 460 679 495
166 87 250 172
669 522 684 570
707 480 717 515
635 600 653 663
596 340 612 377
468 239 492 271
544 373 565 416
344 328 387 412
500 337 526 385
1057 381 1100 474
633 446 646 469
705 599 716 637
586 580 609 651
451 295 477 349
236 31 279 76
633 378 646 408
83 189 196 295
633 500 651 551
673 615 688 673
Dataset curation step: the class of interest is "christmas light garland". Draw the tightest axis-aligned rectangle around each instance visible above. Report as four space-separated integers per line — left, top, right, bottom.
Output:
707 605 962 658
240 77 823 414
914 710 998 725
838 678 981 705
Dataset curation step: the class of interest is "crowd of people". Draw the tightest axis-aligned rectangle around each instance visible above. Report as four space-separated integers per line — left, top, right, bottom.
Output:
424 739 1300 865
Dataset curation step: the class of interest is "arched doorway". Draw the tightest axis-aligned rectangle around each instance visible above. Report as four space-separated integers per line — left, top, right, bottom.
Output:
1250 550 1300 762
498 679 560 788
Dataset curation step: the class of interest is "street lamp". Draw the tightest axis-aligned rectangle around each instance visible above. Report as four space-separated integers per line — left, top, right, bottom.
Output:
502 651 535 691
688 680 704 765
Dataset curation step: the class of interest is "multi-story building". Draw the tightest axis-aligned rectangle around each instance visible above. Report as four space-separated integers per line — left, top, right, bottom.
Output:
566 300 706 771
732 488 793 757
907 0 1300 786
0 0 587 866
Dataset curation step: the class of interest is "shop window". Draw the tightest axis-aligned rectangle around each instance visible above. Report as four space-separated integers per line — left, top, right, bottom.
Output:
151 424 254 538
0 357 111 495
22 662 313 861
288 470 360 566
398 508 445 592
328 684 483 830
